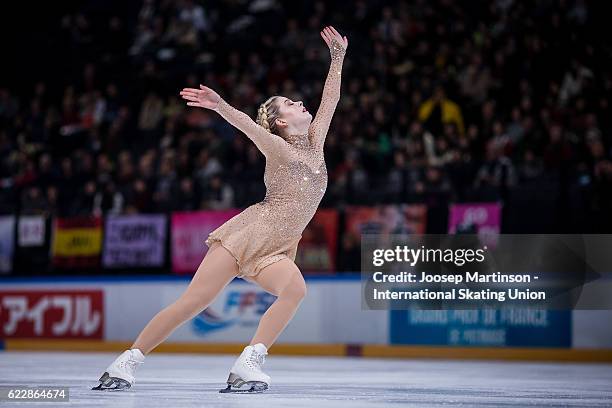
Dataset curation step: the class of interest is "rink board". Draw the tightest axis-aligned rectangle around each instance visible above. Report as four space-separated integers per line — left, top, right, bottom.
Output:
3 339 612 363
1 276 612 362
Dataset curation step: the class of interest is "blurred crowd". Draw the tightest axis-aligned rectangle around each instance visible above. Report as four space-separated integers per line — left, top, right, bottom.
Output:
1 0 610 229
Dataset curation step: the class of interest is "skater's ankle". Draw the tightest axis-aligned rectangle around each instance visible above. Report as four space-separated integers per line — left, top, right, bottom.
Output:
130 348 146 358
249 343 268 354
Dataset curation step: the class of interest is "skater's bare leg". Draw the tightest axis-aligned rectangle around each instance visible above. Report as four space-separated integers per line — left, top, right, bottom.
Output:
244 260 306 349
131 242 239 355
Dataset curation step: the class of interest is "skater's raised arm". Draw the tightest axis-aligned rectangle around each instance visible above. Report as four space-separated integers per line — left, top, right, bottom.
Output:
180 85 284 158
309 26 348 150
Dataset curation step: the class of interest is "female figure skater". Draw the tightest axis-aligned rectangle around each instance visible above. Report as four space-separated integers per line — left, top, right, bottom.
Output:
92 26 347 393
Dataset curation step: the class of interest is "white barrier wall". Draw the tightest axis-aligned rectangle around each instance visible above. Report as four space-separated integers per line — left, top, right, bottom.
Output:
572 310 612 348
1 278 611 348
0 278 389 345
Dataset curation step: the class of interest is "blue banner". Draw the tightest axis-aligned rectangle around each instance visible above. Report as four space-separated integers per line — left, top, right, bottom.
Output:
390 309 571 347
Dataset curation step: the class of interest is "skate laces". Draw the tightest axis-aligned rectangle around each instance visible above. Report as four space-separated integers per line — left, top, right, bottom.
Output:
119 352 144 372
247 348 266 370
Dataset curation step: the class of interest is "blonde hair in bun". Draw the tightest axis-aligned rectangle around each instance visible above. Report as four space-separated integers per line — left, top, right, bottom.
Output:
256 95 282 136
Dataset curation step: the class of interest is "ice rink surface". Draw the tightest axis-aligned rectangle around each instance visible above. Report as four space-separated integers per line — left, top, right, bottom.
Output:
1 351 611 407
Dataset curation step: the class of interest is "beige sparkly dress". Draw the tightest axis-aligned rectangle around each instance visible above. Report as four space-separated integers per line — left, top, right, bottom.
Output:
205 40 346 278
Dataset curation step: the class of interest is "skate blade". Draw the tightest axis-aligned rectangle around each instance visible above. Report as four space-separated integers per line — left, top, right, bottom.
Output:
219 373 268 393
219 382 268 393
91 372 132 391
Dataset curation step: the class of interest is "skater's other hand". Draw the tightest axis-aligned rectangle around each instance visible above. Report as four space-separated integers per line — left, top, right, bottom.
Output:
320 26 348 54
180 85 221 110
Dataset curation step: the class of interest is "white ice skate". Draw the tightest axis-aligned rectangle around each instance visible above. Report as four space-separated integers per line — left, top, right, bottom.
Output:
91 348 145 391
220 343 271 393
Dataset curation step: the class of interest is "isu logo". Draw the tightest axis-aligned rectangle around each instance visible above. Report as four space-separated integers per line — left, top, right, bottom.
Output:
0 290 104 339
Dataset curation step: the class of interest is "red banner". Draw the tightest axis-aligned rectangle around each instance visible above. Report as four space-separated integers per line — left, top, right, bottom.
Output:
296 208 339 273
344 204 427 238
0 290 104 339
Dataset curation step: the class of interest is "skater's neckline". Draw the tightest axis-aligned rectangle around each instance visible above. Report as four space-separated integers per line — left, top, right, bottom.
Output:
284 132 311 148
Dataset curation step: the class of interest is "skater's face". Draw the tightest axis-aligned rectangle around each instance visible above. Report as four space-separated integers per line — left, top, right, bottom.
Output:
277 97 312 128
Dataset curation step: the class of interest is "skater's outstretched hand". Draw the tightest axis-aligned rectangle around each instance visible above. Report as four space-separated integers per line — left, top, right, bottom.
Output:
181 85 286 159
180 85 221 110
308 26 347 150
320 25 348 56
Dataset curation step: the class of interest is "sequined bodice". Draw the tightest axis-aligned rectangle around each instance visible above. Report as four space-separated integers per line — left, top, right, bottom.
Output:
260 138 328 237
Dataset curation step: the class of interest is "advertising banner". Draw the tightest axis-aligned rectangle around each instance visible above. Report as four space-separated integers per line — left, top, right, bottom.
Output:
390 309 571 347
185 286 279 341
13 216 51 274
0 216 15 273
160 281 355 344
342 205 426 272
51 217 103 268
448 203 501 246
345 204 427 237
18 215 45 247
1 279 609 348
171 210 241 274
103 215 167 268
0 290 104 339
296 209 339 273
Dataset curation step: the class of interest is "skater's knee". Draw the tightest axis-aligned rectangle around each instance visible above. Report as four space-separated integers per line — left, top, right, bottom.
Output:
175 292 212 316
281 273 307 302
181 279 224 309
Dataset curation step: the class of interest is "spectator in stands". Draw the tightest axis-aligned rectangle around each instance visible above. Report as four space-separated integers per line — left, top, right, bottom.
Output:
474 140 517 200
518 149 544 183
94 181 124 216
0 0 609 235
201 174 234 210
175 177 198 211
71 180 97 215
124 178 153 214
418 86 465 137
21 186 47 214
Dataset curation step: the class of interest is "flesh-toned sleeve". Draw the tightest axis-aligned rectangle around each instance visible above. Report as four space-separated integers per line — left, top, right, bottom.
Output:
308 39 346 150
214 98 285 158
